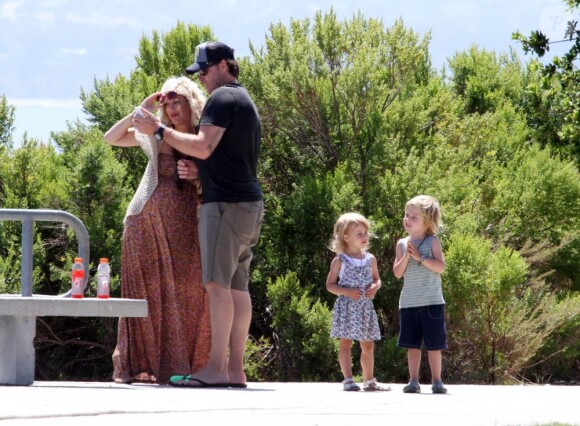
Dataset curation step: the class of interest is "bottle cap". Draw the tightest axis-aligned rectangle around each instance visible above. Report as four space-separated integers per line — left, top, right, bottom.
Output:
99 258 109 263
74 257 83 263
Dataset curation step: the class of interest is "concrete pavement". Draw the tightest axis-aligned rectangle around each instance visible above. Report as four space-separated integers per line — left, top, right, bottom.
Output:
0 381 578 425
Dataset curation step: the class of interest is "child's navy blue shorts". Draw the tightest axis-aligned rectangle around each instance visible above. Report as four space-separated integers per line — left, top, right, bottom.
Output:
397 304 448 350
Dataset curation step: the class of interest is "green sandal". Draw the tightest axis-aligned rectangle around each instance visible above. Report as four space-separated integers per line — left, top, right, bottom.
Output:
169 374 229 388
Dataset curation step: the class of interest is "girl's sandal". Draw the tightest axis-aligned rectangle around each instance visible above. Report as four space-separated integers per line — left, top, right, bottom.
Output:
362 378 391 391
342 378 361 391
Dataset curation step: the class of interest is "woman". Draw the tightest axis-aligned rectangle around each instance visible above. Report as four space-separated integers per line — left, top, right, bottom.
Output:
104 76 210 384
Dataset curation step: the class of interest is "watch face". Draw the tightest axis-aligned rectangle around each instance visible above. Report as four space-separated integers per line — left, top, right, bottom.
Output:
154 126 164 141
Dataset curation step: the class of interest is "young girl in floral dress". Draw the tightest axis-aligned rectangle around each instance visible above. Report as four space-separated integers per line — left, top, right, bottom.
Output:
326 212 390 392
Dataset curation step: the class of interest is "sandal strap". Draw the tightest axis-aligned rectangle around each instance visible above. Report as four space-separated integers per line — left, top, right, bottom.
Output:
344 382 358 390
362 378 377 387
363 378 391 391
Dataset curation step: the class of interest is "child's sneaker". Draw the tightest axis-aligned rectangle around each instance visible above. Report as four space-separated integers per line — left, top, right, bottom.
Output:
431 380 447 394
342 378 361 391
403 379 421 393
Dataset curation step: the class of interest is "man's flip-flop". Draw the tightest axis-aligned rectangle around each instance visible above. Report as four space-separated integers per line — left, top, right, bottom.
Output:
169 375 229 388
228 383 248 388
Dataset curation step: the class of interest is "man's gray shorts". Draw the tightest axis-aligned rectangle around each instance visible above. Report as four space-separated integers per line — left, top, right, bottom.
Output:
198 201 264 291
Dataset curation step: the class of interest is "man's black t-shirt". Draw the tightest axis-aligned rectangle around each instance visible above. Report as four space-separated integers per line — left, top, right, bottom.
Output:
197 82 263 203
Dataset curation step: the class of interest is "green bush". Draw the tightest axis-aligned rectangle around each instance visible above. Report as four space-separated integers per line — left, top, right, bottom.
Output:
267 272 338 381
444 232 579 383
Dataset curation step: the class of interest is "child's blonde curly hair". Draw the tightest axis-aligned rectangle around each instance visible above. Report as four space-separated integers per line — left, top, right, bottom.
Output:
329 212 371 254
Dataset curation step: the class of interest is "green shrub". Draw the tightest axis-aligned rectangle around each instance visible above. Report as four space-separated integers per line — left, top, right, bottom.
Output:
267 272 338 381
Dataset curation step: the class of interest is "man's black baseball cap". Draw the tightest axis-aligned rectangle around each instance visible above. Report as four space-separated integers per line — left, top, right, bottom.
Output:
186 41 235 74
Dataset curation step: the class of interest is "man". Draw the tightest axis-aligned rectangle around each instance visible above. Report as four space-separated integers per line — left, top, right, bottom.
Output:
133 41 263 388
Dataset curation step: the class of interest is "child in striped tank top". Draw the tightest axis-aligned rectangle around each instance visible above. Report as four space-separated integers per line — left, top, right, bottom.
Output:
393 195 448 394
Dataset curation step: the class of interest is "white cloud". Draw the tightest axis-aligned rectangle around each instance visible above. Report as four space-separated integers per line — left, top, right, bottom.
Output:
8 98 81 108
35 11 55 22
60 47 87 56
0 0 24 21
65 12 139 29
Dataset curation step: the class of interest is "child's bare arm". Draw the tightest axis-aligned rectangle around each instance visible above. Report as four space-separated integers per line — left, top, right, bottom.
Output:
326 257 363 300
366 255 382 298
422 236 445 273
393 239 410 278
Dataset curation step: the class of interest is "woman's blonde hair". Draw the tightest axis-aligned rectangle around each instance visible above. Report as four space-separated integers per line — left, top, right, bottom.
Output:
406 195 442 236
159 76 206 129
329 212 371 254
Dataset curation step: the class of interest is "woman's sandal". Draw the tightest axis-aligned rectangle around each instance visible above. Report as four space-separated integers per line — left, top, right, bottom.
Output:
362 378 391 391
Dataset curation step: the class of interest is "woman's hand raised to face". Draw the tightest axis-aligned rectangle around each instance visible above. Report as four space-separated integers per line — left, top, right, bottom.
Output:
140 92 162 112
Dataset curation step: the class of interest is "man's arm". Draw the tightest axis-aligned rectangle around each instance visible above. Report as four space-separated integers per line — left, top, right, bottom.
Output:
132 110 226 159
163 124 226 159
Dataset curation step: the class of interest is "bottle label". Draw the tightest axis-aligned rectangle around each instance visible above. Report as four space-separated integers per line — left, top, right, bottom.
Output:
97 275 110 299
72 276 83 298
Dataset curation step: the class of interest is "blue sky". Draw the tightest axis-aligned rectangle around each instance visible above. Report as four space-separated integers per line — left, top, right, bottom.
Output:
0 0 574 144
